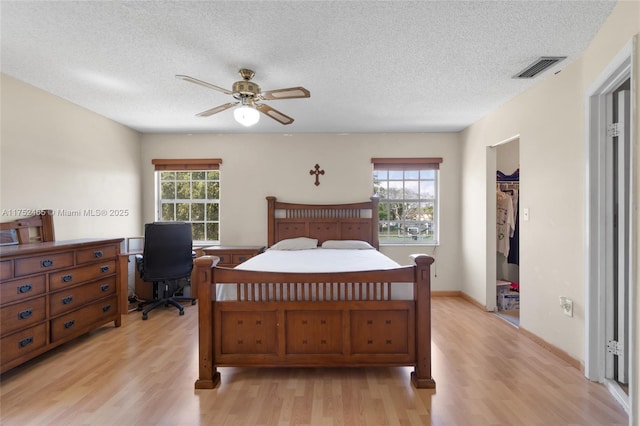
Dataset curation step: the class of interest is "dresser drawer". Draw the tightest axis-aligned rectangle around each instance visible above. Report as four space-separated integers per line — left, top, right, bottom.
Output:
1 296 46 337
51 296 118 342
14 251 74 277
1 260 13 280
1 275 46 306
0 323 47 364
50 276 117 316
232 253 256 265
76 245 117 265
212 252 232 265
202 246 265 267
49 260 116 291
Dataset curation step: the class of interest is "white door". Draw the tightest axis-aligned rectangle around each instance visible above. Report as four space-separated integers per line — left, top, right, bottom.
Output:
605 88 631 389
585 40 635 422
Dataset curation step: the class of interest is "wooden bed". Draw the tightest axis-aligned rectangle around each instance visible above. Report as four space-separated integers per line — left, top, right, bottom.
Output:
0 210 55 245
193 196 436 389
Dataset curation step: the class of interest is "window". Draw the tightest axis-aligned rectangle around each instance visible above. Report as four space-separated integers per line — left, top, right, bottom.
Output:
152 159 222 244
372 157 442 245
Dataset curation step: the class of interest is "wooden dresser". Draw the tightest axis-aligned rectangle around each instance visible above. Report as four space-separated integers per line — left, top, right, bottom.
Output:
0 238 124 373
201 245 265 267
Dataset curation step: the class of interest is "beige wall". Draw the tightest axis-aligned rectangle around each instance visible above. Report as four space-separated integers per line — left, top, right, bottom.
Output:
140 132 462 291
459 0 639 380
0 74 142 240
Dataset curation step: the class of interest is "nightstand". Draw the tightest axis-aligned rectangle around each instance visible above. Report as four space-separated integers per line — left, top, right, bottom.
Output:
201 246 265 268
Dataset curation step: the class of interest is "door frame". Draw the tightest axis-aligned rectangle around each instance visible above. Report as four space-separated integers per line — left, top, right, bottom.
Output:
487 135 521 313
585 36 636 421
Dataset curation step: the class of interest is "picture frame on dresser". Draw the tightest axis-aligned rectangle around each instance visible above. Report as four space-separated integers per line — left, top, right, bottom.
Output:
0 229 19 246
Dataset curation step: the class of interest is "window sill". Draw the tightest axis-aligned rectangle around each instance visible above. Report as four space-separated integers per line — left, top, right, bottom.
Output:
380 242 439 247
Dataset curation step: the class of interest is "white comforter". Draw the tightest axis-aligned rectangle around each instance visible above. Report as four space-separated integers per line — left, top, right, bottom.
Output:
236 248 401 272
215 248 413 301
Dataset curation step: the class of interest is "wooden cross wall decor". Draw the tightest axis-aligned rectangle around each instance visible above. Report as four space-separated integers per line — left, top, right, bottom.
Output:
309 164 325 186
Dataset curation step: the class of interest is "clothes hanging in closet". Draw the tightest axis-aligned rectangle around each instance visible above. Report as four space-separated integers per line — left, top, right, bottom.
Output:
496 169 519 260
508 199 520 265
496 188 515 257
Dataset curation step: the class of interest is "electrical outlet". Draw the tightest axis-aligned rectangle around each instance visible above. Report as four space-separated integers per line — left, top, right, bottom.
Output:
559 296 573 317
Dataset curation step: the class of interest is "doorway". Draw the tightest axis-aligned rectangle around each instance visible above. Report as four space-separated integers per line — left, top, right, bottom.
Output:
495 139 520 326
486 136 520 325
585 38 635 418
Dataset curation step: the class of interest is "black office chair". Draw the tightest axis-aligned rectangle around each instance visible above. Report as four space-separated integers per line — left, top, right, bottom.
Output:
135 222 197 320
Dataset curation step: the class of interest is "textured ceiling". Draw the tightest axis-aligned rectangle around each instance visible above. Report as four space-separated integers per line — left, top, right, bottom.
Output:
0 1 616 134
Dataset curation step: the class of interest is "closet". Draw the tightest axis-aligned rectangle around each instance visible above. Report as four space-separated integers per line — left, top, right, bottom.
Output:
496 140 520 326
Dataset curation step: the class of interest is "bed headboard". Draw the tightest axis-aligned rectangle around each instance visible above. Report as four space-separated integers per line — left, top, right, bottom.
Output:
266 196 379 249
0 211 55 246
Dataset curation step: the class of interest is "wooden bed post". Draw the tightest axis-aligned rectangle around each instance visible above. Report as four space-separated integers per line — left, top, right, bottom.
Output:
39 211 55 242
370 196 379 250
194 255 221 389
410 254 436 389
266 196 276 248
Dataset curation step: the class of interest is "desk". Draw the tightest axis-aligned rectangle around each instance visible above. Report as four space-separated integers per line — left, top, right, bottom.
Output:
118 242 265 304
118 242 204 306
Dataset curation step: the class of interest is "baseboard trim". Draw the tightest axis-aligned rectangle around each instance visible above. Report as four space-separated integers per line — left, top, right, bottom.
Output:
452 291 584 372
459 291 486 310
519 326 584 373
431 290 461 297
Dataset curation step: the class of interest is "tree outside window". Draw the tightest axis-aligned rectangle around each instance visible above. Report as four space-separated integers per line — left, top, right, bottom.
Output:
372 158 441 245
153 159 221 243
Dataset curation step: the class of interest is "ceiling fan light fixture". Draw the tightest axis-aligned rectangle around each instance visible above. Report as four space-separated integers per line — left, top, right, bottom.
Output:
234 104 260 127
179 69 310 126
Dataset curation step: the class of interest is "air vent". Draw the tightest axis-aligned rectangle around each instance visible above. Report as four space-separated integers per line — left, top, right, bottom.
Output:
513 56 567 79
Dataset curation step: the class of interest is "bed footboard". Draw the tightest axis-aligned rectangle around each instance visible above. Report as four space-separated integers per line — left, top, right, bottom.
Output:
194 254 435 389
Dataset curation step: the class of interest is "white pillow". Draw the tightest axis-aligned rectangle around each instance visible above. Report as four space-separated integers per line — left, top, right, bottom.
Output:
321 240 374 250
269 237 318 250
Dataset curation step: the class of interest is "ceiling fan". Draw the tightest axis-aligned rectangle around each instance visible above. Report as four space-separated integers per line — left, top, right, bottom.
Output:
176 68 310 126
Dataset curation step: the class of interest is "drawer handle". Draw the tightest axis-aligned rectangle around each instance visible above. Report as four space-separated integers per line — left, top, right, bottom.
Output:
238 256 248 262
40 259 54 268
18 308 33 320
102 304 111 313
64 320 75 329
17 283 33 294
219 255 226 262
100 283 110 292
18 336 34 348
93 250 103 258
62 274 73 283
62 295 73 305
100 265 110 273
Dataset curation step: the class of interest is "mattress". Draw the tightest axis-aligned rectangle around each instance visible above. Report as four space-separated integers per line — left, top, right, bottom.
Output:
215 248 413 301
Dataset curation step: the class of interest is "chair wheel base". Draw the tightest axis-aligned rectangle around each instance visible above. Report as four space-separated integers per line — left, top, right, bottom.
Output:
142 313 148 320
191 300 197 305
179 310 185 316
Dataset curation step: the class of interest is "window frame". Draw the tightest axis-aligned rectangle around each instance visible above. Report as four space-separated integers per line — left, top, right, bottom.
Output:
152 158 222 245
372 157 442 246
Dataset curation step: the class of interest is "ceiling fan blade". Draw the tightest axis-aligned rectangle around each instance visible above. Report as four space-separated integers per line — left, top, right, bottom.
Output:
260 86 310 100
196 102 238 117
176 74 232 95
255 103 295 125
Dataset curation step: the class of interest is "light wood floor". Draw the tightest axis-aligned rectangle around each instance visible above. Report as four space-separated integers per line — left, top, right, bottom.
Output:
0 297 628 425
